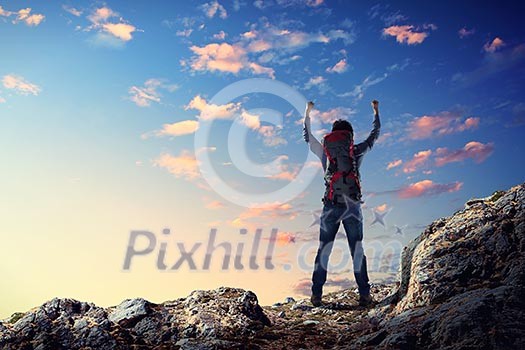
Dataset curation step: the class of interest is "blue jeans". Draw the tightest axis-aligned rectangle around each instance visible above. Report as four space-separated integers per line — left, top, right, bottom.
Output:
311 199 370 296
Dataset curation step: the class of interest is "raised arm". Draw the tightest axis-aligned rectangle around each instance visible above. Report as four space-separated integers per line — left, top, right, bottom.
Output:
355 100 381 156
303 101 324 162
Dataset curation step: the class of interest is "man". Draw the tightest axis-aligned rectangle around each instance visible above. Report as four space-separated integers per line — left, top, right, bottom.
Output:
303 100 381 307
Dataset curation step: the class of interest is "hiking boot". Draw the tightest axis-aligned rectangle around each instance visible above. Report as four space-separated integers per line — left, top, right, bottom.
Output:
310 294 322 307
358 294 375 307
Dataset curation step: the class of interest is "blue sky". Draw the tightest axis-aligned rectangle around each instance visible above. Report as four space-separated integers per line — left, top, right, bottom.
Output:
1 0 524 315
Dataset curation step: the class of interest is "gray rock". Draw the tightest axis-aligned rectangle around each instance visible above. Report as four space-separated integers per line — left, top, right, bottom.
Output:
303 320 320 326
107 298 151 327
284 297 295 304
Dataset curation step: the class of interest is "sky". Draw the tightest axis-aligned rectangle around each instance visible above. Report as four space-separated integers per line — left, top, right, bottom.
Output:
1 0 524 318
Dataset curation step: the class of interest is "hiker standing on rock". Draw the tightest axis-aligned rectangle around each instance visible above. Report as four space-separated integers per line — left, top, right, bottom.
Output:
303 100 381 307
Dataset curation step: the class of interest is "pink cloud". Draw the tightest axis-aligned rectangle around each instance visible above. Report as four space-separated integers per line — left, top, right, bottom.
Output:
458 27 475 39
402 150 432 173
2 74 41 95
483 37 505 53
311 107 356 124
386 159 403 170
307 0 324 6
86 6 137 42
397 180 463 198
0 6 45 26
186 95 240 120
435 141 494 166
128 78 178 107
229 202 300 229
266 170 297 181
406 112 479 140
383 25 430 45
154 151 201 180
15 8 45 26
375 203 389 212
62 5 82 17
155 120 199 137
326 59 348 74
205 200 226 209
213 30 227 40
200 1 227 19
237 202 298 220
102 22 136 41
249 62 275 79
188 42 274 77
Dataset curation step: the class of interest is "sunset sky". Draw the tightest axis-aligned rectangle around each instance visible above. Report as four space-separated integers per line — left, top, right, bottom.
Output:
1 0 524 318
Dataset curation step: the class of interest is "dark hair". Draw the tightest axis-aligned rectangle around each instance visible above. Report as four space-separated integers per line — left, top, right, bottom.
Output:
332 119 353 134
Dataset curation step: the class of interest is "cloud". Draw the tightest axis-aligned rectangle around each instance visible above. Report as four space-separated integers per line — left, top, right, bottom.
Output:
14 8 45 26
183 96 285 147
242 27 335 52
402 150 432 173
241 22 355 56
154 151 201 180
183 19 354 77
483 37 505 53
452 43 525 88
368 4 407 26
339 73 387 101
232 202 299 228
310 106 356 124
205 200 226 209
176 29 193 37
263 155 299 181
154 120 200 137
213 30 227 40
255 0 325 9
257 125 287 147
201 1 228 19
388 141 494 174
305 0 324 7
406 112 479 140
186 95 240 120
0 5 9 17
458 27 475 39
386 159 402 170
102 23 136 41
326 58 348 73
0 96 5 103
229 201 300 230
375 203 389 212
187 42 275 78
63 5 82 17
249 62 276 78
0 6 45 26
239 110 261 129
383 25 434 45
397 180 463 198
128 78 178 107
506 103 525 127
2 74 41 95
304 75 328 94
435 141 494 166
85 6 138 43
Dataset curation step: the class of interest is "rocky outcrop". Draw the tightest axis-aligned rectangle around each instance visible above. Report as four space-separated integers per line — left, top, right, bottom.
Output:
355 183 525 349
0 288 270 349
1 183 524 349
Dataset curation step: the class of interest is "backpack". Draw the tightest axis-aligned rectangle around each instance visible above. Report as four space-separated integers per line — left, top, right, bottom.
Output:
322 129 362 205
